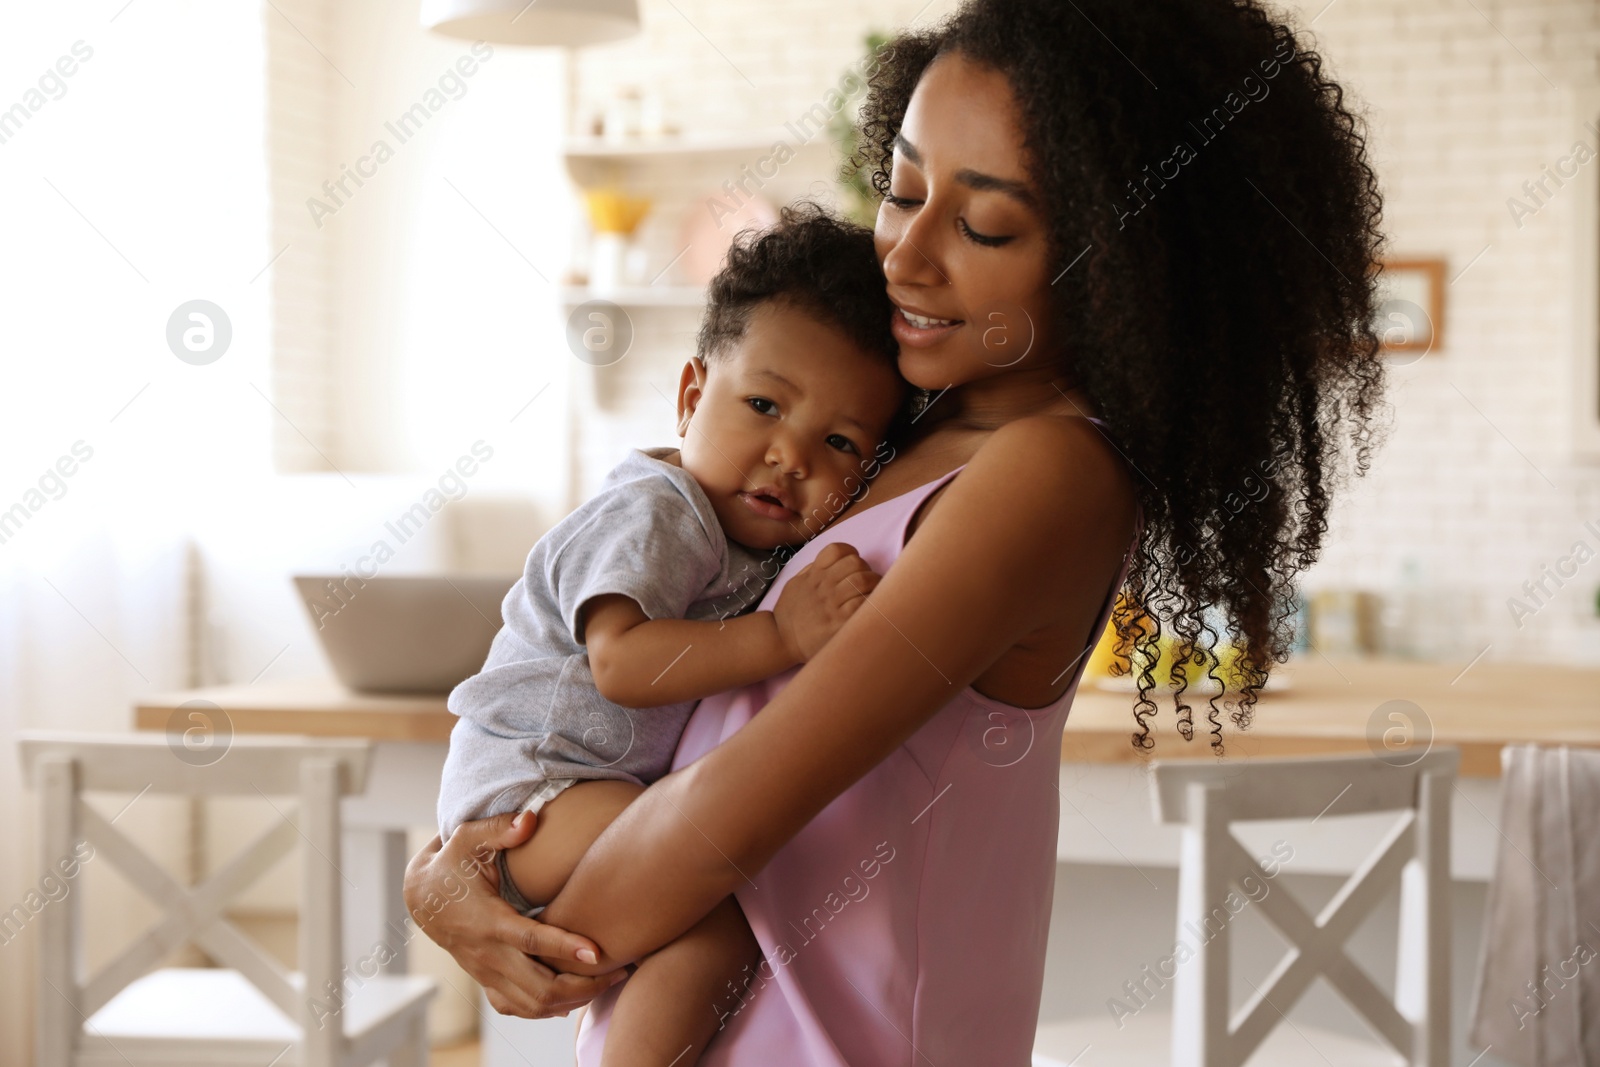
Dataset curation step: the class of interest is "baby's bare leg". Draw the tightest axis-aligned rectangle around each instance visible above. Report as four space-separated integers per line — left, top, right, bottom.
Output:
500 781 764 1064
602 894 763 1067
500 779 645 920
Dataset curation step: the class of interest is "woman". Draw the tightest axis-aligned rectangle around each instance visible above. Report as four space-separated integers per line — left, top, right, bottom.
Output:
404 0 1386 1060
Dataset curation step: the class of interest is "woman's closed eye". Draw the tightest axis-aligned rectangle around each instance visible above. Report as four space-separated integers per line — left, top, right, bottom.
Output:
881 194 1012 247
957 218 1011 247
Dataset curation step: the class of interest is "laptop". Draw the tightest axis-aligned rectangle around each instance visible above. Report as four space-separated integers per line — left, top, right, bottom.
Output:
293 574 519 693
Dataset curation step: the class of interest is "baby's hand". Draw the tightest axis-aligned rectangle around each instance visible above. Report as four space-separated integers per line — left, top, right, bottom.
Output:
773 542 881 663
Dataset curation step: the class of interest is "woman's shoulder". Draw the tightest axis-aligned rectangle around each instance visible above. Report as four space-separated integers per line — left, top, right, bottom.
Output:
967 413 1136 509
907 413 1137 573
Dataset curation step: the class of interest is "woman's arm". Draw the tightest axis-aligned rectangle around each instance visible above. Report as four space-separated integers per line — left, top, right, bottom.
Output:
536 416 1138 969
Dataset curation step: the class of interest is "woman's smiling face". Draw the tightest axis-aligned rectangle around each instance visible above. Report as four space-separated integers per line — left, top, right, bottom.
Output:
874 51 1058 393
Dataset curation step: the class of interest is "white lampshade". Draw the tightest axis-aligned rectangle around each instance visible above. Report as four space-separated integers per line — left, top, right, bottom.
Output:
421 0 640 47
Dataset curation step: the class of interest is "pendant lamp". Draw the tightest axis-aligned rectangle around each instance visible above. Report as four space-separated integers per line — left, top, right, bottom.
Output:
421 0 640 47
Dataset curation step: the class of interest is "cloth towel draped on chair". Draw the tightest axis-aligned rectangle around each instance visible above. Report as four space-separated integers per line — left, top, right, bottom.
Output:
1469 744 1600 1065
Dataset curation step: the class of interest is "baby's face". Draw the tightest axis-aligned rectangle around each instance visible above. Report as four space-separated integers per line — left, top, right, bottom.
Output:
675 299 907 551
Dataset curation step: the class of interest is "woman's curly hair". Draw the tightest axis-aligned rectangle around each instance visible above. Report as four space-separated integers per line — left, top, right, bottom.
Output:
853 0 1389 751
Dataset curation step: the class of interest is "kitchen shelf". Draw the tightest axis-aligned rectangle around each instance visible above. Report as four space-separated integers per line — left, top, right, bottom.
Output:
558 285 705 307
563 129 834 161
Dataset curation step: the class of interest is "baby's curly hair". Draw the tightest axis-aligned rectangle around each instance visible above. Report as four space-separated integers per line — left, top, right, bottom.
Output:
853 0 1389 751
697 200 900 374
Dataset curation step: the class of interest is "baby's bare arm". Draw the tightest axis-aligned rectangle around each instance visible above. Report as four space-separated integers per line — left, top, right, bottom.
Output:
580 545 880 709
581 597 796 709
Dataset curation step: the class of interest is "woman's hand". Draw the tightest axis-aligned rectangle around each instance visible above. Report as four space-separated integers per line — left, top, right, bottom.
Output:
403 810 629 1017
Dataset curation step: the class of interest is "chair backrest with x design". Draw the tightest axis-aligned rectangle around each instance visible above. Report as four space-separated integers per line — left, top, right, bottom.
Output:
1150 748 1458 1067
20 731 372 1067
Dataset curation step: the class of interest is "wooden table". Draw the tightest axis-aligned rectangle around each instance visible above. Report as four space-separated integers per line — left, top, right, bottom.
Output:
136 658 1600 778
134 658 1598 957
134 679 454 743
135 658 1600 767
1051 656 1600 884
1061 657 1600 776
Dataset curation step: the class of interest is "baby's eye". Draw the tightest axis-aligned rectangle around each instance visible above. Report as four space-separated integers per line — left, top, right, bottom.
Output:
827 434 859 454
747 397 776 415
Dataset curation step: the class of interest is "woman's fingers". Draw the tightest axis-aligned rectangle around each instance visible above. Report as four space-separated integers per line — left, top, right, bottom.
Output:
403 810 621 1021
485 986 540 1018
451 813 601 965
406 812 530 903
552 968 630 1006
467 809 539 860
494 909 602 965
483 953 627 1018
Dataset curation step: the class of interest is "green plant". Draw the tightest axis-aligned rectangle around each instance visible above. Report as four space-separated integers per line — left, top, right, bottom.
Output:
832 31 889 228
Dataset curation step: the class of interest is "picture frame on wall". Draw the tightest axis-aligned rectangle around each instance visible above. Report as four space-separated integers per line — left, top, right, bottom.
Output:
1372 257 1446 358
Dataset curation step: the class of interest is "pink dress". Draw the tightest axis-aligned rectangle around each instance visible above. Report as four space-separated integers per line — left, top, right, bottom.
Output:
576 455 1140 1066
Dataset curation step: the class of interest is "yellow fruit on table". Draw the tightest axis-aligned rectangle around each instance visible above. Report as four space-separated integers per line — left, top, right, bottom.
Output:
1082 596 1258 693
1130 634 1254 693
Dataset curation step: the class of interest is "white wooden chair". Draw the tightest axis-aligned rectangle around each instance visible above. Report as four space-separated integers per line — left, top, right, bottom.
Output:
1036 749 1458 1067
20 731 437 1067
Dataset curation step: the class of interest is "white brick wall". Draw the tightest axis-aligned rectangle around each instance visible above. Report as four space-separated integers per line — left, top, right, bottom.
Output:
564 0 1600 665
1295 0 1600 664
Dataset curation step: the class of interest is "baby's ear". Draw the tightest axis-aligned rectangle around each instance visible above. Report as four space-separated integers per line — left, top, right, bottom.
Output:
676 356 707 433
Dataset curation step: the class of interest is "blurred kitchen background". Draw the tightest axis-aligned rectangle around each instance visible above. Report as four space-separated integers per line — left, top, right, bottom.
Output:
2 0 1598 1064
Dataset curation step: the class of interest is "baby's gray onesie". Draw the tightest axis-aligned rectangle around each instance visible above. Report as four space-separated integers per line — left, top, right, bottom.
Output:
435 446 776 840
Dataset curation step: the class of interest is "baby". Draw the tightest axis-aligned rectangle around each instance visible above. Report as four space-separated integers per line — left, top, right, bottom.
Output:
436 201 910 1066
